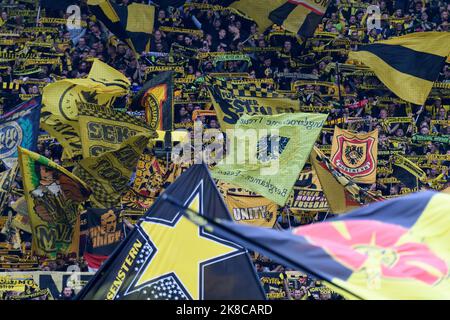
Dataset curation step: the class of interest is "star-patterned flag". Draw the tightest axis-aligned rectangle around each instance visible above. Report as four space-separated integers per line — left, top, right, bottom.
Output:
76 164 265 300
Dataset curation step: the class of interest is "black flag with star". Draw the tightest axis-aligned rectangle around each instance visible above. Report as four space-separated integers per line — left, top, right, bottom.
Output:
76 164 265 300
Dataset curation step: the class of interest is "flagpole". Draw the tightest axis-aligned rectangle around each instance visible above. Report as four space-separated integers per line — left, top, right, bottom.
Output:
36 5 41 26
161 193 363 300
336 62 344 114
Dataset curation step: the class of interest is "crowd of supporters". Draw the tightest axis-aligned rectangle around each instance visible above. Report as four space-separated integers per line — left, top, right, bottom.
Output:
0 0 449 300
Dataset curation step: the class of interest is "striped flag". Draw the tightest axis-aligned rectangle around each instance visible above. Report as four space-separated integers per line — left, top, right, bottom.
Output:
348 32 450 105
227 0 330 37
87 0 155 54
269 0 330 37
175 191 450 299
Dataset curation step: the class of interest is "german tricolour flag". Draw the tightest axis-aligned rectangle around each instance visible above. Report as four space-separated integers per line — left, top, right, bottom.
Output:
176 191 450 299
348 32 450 105
87 0 155 54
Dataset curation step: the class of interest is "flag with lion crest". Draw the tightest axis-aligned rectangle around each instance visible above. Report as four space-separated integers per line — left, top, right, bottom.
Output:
330 128 378 184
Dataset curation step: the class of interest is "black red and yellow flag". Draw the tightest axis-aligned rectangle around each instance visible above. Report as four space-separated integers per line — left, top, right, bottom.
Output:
76 164 265 300
131 72 174 131
87 0 155 54
348 32 450 105
179 191 450 299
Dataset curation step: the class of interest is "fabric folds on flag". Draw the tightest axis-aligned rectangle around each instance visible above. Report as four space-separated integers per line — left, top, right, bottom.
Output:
348 32 450 105
268 0 331 37
73 134 152 209
41 59 130 159
178 191 450 300
311 146 363 214
87 0 155 53
212 113 327 205
18 148 91 259
226 0 330 36
131 72 174 131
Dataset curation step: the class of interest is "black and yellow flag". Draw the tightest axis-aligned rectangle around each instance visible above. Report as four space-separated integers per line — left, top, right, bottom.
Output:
77 102 156 158
226 0 330 37
268 0 330 37
348 32 450 105
87 0 155 54
131 72 174 131
391 154 427 189
77 164 265 300
207 79 302 130
73 134 153 209
41 59 130 159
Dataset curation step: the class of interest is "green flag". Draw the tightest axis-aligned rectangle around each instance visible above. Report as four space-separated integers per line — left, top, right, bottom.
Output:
212 113 327 205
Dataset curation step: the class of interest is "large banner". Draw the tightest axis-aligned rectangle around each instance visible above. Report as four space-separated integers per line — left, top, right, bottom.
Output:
212 113 326 205
18 148 91 259
207 85 302 130
73 134 153 208
0 97 41 168
41 59 130 159
77 165 265 300
330 127 378 184
78 102 155 157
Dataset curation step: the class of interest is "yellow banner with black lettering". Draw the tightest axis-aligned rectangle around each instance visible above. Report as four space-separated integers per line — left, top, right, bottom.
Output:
73 134 153 209
41 59 130 159
220 184 278 228
77 102 156 158
207 84 302 131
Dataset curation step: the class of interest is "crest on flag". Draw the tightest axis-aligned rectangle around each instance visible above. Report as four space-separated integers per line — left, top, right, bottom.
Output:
330 128 378 184
256 134 290 163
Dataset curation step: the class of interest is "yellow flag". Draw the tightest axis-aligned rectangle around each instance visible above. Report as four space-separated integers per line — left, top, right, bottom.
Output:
41 59 130 158
73 134 153 208
330 127 378 184
18 147 91 259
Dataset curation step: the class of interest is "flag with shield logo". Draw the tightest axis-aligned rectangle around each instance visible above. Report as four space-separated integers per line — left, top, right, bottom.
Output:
330 127 378 184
